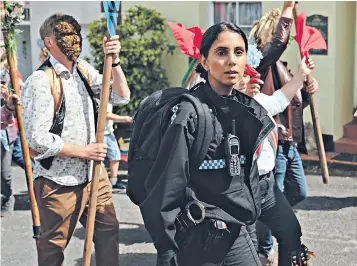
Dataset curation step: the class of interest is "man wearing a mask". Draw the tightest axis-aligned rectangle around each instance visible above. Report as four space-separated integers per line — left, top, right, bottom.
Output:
21 14 130 266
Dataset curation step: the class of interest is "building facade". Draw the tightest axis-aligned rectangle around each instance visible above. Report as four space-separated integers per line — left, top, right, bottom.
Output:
122 1 357 151
17 1 357 152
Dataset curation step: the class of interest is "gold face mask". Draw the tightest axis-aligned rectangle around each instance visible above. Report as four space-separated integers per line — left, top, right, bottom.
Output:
54 21 82 61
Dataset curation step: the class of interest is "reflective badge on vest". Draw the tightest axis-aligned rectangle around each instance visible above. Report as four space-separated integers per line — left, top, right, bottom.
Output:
170 105 179 124
199 159 226 170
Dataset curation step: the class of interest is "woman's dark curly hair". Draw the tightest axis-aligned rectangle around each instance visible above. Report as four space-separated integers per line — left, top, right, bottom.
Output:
196 22 248 80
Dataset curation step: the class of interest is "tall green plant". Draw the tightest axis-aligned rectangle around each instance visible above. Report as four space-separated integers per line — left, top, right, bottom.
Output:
87 6 176 115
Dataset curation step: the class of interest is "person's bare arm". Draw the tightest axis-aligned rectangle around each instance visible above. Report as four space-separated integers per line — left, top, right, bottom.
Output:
106 112 133 123
85 35 130 106
59 143 107 161
280 57 315 100
280 1 295 18
104 35 130 99
111 61 130 99
243 57 315 116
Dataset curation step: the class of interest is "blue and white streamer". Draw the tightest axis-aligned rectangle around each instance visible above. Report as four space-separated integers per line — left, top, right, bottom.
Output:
103 1 121 37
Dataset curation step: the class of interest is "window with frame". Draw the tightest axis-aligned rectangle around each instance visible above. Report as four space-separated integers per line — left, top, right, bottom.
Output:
210 1 262 37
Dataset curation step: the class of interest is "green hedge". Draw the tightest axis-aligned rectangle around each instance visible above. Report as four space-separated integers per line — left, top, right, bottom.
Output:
87 6 176 115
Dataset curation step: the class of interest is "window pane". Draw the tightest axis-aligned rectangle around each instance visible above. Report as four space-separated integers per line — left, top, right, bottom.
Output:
238 2 262 26
240 26 252 38
213 2 237 24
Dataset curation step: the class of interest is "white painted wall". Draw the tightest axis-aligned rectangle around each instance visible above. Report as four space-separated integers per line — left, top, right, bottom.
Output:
122 1 209 87
16 25 32 80
28 1 103 71
80 25 95 64
333 1 356 138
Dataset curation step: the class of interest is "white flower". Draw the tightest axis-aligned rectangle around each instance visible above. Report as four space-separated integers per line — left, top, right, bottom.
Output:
247 38 263 68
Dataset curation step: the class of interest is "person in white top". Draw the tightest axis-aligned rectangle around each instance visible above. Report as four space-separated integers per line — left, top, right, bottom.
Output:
236 56 316 266
238 56 316 175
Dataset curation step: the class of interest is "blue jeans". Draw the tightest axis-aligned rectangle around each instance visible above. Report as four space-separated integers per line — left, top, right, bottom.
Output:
275 143 308 207
1 143 14 205
255 172 302 265
104 133 121 162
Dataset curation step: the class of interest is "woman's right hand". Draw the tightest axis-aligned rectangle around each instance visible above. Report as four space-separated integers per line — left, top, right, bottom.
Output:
245 83 261 97
297 56 315 78
246 75 264 97
236 74 264 97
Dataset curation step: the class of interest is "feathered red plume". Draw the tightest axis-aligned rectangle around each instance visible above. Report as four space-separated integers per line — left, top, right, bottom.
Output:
165 21 203 60
165 21 257 76
294 12 327 58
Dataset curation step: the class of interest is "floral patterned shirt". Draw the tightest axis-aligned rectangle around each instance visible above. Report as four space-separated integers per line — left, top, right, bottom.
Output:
22 56 129 186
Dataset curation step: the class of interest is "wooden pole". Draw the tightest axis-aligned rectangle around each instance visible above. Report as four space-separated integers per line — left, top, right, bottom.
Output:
82 52 113 266
2 30 41 247
292 5 330 184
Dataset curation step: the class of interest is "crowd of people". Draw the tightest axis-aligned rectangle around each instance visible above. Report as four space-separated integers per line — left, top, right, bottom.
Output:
1 1 324 265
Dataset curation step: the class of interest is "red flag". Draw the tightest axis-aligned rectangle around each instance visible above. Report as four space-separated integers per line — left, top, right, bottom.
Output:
165 21 258 76
244 64 259 77
294 12 327 58
165 21 203 60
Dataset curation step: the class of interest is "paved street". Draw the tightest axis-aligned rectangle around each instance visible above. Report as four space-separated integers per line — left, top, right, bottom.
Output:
1 165 357 266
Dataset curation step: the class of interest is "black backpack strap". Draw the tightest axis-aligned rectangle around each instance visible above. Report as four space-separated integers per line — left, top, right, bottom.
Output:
182 94 214 172
76 68 99 131
37 58 52 71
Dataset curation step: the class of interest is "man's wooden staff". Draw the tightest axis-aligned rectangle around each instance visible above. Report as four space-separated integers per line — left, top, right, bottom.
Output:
82 2 120 265
2 31 41 247
2 1 41 252
293 3 330 184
